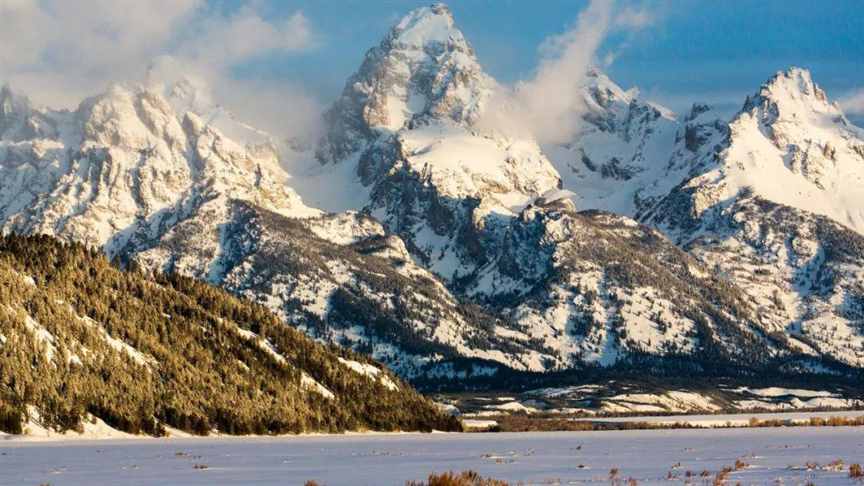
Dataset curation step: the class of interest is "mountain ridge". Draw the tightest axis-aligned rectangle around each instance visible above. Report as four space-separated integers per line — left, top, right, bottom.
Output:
1 4 864 391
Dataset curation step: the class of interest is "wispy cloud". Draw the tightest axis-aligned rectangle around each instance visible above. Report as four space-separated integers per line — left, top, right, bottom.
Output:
840 89 864 117
176 7 314 70
479 0 656 144
614 6 655 29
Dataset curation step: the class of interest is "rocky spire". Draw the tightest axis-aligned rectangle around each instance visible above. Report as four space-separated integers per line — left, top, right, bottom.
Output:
741 67 843 125
316 3 493 164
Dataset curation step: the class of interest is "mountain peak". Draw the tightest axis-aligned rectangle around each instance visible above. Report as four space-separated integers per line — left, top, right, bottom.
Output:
763 67 827 102
743 67 837 120
0 83 30 117
0 83 55 141
389 3 462 49
316 2 492 163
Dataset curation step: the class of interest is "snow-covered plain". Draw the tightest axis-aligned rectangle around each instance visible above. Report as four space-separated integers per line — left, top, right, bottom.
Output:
3 426 864 485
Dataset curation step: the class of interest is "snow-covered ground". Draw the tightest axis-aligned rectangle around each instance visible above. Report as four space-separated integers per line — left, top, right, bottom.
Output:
572 409 864 428
3 425 864 485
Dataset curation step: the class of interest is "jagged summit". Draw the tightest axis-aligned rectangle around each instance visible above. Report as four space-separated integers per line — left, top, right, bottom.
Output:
713 67 864 233
315 2 493 164
306 3 563 281
647 67 864 234
389 3 463 49
753 68 830 105
638 69 864 372
741 67 846 126
0 84 58 141
544 68 685 217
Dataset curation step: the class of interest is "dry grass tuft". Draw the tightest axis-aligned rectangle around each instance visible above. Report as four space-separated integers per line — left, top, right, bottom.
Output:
406 470 510 486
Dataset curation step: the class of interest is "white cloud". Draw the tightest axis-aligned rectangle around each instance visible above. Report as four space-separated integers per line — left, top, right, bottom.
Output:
840 90 864 116
615 6 655 29
178 7 314 69
0 0 202 106
0 0 318 142
479 0 655 144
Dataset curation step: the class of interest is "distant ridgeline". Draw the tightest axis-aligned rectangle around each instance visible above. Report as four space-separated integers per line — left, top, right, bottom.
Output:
0 234 459 436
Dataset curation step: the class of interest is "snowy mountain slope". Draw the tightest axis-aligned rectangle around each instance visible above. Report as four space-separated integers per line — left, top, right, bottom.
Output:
675 195 864 369
462 197 808 372
135 200 551 378
543 70 688 217
632 68 864 373
647 68 864 237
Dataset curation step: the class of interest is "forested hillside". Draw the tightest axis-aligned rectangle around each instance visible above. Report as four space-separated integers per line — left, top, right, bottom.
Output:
0 234 459 436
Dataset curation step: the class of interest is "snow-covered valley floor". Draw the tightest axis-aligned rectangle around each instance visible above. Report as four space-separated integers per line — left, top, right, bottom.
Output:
3 425 864 485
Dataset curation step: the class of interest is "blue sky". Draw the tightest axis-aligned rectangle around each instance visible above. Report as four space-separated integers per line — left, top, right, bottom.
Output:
2 0 861 126
231 0 864 118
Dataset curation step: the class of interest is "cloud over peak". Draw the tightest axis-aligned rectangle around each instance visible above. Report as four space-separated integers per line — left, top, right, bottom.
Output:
479 0 655 144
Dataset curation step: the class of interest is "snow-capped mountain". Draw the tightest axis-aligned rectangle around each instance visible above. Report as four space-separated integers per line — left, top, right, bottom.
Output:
639 68 864 370
0 81 315 260
649 68 864 237
300 5 864 379
2 3 864 388
0 71 561 380
316 3 494 165
311 3 560 282
0 77 551 379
